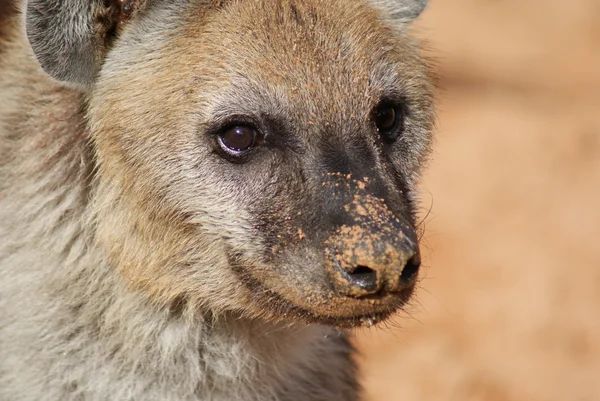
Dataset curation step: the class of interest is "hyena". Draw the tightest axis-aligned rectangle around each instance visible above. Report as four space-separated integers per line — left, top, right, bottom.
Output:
0 0 436 399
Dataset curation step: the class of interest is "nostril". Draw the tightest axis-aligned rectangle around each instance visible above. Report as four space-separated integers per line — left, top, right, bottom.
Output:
351 265 374 276
346 265 378 292
400 255 421 285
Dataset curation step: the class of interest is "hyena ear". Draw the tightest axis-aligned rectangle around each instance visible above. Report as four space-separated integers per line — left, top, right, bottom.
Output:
25 0 146 87
371 0 429 22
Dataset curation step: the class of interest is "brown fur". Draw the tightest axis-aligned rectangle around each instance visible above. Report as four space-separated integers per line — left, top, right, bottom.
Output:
0 0 435 399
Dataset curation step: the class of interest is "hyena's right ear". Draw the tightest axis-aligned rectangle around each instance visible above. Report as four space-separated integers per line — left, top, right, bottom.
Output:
25 0 146 87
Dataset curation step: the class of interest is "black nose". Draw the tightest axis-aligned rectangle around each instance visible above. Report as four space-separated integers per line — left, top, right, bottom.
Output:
320 179 421 298
327 247 420 298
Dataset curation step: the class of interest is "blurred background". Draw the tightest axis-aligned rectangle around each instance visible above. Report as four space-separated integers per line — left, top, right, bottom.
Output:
356 1 600 400
2 0 599 400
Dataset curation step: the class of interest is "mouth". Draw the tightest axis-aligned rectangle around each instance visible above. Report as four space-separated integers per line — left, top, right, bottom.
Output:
286 293 413 329
237 268 416 329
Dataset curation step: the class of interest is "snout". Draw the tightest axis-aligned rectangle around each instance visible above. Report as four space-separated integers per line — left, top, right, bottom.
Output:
326 228 420 298
328 247 420 298
325 194 420 298
239 176 423 327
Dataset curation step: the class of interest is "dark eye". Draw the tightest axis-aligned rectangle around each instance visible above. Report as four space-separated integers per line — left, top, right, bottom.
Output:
217 125 258 155
373 103 404 142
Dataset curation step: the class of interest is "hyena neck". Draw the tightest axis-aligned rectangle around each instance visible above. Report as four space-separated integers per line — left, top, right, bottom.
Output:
0 33 354 401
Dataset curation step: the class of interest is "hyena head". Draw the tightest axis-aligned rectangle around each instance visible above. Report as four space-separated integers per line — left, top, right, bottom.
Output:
25 0 435 327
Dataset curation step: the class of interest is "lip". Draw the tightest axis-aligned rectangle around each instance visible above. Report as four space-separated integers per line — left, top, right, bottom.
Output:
238 268 415 328
262 290 414 329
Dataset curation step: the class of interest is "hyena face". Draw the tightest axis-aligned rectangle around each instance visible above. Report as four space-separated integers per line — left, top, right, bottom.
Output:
26 0 435 327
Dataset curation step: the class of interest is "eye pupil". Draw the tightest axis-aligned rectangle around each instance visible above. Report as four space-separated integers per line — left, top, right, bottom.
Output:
219 125 257 153
373 103 406 143
375 106 397 132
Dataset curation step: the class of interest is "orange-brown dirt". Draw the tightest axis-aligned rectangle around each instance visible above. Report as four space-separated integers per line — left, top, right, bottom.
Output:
355 1 600 400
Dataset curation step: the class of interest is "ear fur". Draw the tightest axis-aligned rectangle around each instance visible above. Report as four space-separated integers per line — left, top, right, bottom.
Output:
370 0 429 22
25 0 145 87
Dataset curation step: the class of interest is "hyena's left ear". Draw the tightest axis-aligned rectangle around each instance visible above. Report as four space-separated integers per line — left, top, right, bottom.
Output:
25 0 146 87
370 0 429 22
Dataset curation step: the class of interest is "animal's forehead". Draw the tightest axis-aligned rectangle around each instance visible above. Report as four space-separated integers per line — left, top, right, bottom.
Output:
200 0 399 78
180 0 422 123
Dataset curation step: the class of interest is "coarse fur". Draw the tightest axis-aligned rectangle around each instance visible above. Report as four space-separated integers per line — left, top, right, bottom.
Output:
0 0 436 399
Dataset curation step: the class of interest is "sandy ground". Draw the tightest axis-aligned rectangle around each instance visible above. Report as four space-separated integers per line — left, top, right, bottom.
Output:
356 1 600 400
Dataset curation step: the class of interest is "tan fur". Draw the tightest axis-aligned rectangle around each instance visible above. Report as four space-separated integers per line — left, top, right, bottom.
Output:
0 0 435 399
